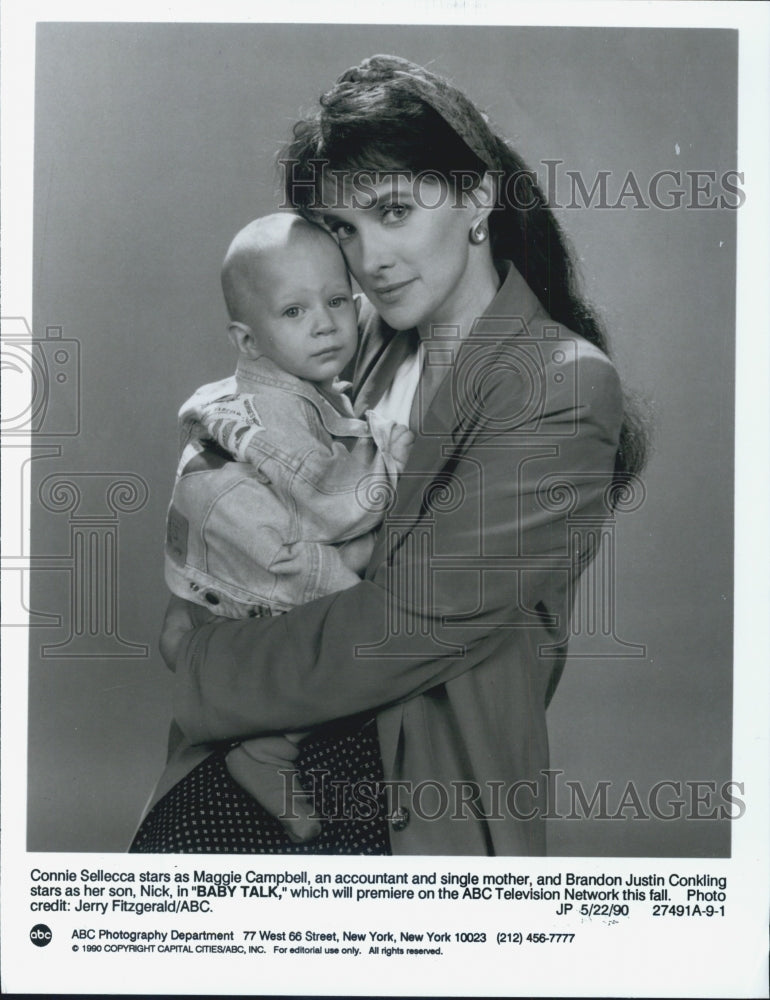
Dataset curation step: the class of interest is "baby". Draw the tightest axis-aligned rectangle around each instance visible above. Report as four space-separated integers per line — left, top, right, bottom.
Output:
164 213 413 843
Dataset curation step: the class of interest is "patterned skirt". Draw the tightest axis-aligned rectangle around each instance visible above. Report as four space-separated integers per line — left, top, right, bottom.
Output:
129 720 390 855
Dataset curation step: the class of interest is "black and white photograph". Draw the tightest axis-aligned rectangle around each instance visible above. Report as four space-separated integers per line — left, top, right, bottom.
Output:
2 3 768 997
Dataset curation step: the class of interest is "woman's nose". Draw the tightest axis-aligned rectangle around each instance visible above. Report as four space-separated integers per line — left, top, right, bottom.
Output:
355 230 394 279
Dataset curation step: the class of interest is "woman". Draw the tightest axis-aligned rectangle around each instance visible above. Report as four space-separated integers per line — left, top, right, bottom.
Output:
132 54 646 856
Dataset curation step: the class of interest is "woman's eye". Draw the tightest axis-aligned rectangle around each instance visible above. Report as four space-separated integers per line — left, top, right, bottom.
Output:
283 306 302 318
382 203 409 223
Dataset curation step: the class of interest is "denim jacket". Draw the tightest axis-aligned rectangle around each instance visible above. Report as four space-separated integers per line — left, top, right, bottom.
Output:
164 355 407 619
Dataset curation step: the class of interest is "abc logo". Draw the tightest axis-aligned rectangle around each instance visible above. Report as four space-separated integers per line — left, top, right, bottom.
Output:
30 923 53 947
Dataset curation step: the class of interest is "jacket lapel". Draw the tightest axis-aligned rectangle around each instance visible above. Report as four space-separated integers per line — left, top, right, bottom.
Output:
362 332 489 578
359 263 546 574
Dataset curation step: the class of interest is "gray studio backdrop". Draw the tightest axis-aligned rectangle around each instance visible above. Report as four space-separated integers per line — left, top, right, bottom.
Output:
27 23 736 854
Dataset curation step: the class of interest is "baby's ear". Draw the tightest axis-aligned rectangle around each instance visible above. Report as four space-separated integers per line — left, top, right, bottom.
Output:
227 321 259 358
354 295 363 321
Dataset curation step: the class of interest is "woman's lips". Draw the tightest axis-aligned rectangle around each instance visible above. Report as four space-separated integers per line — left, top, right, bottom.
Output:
371 278 416 303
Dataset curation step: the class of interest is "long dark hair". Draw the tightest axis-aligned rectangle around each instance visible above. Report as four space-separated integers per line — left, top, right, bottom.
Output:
280 71 648 482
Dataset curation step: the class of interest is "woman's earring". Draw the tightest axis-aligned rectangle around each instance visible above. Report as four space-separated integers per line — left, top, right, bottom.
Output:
469 220 488 245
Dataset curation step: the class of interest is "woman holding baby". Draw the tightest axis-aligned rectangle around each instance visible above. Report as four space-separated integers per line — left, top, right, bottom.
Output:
131 54 646 856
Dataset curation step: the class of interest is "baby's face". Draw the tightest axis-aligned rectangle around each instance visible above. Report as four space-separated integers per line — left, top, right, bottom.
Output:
244 240 358 383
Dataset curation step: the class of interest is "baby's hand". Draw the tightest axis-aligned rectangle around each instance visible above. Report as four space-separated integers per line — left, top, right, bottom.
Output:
387 423 415 466
365 410 415 470
336 532 376 574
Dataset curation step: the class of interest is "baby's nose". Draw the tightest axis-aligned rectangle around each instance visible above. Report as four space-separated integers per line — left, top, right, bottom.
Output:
313 305 337 334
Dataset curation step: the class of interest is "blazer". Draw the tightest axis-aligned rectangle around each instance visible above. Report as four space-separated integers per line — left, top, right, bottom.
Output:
149 262 623 856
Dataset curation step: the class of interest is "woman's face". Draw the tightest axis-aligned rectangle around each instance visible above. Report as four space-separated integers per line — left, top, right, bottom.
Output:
318 172 485 334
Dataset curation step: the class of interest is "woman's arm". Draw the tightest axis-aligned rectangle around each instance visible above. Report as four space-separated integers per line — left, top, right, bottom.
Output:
170 344 624 744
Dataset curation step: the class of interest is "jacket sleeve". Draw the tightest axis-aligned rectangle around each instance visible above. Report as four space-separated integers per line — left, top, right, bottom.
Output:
173 347 624 743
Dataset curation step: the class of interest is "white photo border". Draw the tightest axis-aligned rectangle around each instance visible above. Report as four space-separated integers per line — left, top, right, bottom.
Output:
1 2 768 997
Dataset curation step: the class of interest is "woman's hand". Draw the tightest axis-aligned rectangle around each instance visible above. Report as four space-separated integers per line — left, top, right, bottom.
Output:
159 596 217 671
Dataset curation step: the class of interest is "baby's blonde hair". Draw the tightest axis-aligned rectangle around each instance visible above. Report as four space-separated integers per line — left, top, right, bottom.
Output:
221 213 340 326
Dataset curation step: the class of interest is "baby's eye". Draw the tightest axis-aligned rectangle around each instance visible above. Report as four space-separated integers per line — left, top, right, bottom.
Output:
329 221 356 242
283 306 302 318
328 295 349 308
382 203 409 223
